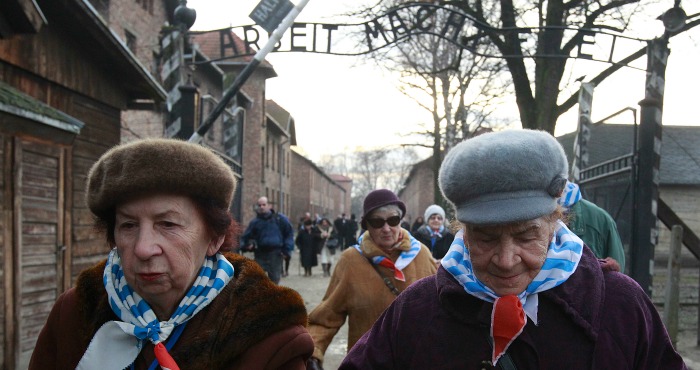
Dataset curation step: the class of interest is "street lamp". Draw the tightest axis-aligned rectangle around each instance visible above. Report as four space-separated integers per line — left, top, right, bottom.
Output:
660 2 687 35
174 0 196 30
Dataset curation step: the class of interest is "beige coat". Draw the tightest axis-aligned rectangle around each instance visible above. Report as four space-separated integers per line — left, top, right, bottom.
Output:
308 228 437 362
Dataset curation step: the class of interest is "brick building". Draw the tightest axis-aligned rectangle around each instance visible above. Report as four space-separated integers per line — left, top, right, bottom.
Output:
330 174 353 217
398 156 436 224
290 150 348 227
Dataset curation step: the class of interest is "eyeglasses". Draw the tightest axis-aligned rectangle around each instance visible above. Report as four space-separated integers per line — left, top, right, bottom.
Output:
366 215 401 229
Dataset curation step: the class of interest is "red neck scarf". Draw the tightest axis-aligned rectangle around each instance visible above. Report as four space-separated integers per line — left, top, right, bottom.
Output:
490 295 526 365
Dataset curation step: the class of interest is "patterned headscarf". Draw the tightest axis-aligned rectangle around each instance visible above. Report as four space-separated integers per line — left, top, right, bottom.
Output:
77 249 234 370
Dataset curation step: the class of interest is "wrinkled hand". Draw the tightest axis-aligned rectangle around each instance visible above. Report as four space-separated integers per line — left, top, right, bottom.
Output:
307 357 324 370
600 257 621 272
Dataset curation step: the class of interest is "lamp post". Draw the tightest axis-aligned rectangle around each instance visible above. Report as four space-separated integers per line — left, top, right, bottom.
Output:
629 2 686 295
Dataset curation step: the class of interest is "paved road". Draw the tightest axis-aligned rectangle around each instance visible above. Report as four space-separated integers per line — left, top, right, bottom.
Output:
279 253 347 370
277 251 700 369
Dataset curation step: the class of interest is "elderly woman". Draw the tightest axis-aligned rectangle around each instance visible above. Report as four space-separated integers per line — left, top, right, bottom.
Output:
29 139 313 369
340 130 686 369
306 189 437 370
413 204 455 260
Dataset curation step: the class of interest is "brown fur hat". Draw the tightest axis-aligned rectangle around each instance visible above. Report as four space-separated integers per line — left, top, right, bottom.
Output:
86 138 236 218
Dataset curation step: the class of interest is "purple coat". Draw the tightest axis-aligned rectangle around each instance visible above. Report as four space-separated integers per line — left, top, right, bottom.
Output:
340 247 687 369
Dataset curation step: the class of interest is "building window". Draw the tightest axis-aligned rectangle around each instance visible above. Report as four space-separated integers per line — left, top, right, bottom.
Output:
135 0 153 14
125 30 137 53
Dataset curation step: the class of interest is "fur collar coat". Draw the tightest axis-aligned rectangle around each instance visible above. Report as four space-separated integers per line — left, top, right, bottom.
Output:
28 253 313 369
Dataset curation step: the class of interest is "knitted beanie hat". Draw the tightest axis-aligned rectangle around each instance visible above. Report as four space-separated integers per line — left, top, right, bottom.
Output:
424 204 446 222
361 189 406 229
86 138 236 219
438 129 568 225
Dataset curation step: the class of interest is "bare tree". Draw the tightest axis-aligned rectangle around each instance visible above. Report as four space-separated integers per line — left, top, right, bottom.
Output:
353 1 511 204
442 0 694 133
318 151 351 176
343 146 419 213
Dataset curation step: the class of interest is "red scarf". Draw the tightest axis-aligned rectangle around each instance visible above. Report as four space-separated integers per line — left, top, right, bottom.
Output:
491 295 526 365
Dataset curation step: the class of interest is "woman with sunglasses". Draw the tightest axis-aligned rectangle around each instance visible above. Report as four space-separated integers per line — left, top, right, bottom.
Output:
305 189 437 370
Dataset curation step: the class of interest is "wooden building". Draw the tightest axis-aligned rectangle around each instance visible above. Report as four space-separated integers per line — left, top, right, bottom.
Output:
0 0 165 367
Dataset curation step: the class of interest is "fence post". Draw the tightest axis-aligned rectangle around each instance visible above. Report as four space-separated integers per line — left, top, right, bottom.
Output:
664 224 682 346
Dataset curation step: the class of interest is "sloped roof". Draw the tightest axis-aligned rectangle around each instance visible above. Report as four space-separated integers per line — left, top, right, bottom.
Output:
330 174 352 182
189 29 276 77
0 81 84 133
557 124 700 186
291 149 344 189
265 99 296 145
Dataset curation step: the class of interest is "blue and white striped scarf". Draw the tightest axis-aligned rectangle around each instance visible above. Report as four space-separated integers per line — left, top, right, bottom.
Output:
77 249 235 369
441 220 583 324
354 231 422 281
557 181 582 209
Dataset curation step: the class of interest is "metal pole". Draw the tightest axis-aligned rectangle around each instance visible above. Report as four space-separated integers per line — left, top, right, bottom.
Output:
189 0 311 143
629 37 669 295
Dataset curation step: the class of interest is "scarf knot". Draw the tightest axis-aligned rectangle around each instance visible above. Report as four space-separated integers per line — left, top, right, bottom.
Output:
354 230 421 282
77 249 234 370
136 321 163 343
557 180 582 209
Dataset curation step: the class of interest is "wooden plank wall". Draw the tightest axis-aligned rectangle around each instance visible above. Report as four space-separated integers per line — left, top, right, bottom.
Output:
1 134 6 369
16 138 63 367
67 95 121 282
0 29 126 109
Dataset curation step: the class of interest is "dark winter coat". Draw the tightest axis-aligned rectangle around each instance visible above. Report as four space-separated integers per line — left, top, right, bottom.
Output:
413 225 455 259
241 210 294 254
340 247 687 370
29 253 313 369
296 228 318 268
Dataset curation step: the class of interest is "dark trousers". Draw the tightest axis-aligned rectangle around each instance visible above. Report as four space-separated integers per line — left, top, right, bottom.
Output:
254 249 283 284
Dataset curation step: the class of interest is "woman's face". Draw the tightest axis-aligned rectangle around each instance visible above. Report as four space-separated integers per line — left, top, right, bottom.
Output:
427 214 444 230
464 216 555 296
366 207 402 252
114 194 223 319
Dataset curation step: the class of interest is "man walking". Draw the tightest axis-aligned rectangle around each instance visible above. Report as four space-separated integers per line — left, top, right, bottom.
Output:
241 197 294 284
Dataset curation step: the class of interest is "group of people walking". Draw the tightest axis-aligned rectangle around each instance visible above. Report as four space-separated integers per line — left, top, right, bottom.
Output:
28 129 686 369
293 213 360 277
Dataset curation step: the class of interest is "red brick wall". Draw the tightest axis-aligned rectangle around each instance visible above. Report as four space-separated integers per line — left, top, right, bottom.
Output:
399 159 436 224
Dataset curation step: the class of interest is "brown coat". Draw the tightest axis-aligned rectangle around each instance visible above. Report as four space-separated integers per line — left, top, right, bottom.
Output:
28 253 313 369
308 229 437 363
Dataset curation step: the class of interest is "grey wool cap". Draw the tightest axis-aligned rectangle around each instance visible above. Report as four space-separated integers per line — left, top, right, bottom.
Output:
438 129 569 225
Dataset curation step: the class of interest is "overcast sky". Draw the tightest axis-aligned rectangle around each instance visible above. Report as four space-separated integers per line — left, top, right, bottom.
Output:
186 0 700 163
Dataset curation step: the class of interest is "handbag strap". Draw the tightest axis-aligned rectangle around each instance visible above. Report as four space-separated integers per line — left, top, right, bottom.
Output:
370 263 400 296
486 336 518 370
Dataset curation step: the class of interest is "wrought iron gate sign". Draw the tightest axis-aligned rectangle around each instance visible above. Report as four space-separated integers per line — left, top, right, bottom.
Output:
190 3 646 67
